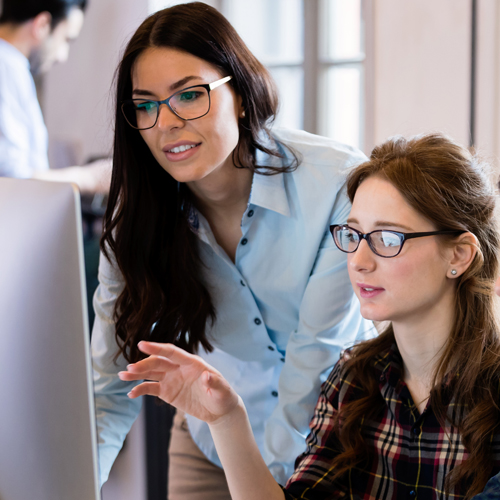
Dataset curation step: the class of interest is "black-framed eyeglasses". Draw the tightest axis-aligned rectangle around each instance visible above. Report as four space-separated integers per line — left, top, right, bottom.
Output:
121 76 233 130
330 224 465 258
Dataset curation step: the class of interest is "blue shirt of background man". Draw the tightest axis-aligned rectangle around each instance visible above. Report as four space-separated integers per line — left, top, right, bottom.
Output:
0 38 49 178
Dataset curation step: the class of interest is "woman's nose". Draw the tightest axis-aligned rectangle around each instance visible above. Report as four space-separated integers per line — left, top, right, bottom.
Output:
348 238 376 273
156 103 185 131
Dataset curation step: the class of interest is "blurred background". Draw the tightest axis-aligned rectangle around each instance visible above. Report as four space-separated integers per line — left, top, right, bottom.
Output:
43 0 500 169
35 0 500 499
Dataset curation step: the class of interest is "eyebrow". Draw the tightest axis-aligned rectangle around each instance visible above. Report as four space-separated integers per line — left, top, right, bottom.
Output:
346 218 414 231
132 75 202 97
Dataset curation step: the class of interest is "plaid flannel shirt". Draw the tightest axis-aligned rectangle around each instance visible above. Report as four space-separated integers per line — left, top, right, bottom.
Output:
283 344 500 500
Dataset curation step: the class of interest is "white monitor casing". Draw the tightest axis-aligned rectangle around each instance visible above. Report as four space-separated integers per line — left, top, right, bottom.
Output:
0 178 100 500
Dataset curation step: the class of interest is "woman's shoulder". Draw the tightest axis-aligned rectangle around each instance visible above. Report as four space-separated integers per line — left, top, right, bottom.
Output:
271 127 367 170
97 245 125 286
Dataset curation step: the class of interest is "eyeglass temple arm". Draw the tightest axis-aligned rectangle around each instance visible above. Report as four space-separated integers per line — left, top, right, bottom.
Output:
403 230 465 241
209 76 232 90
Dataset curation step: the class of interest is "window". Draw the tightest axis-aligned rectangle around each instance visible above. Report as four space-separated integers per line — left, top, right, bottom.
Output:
223 0 304 132
317 0 365 148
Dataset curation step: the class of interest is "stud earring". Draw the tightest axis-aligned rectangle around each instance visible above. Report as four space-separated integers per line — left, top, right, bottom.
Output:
451 269 457 275
240 110 246 118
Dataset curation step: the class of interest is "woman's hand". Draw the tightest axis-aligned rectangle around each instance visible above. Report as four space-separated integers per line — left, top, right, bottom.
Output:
118 341 240 424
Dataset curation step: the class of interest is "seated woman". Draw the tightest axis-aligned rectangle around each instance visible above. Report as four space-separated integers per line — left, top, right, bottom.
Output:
120 133 500 500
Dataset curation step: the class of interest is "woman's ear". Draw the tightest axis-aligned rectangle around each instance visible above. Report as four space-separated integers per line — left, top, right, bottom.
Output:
235 93 244 119
494 276 500 297
447 232 478 279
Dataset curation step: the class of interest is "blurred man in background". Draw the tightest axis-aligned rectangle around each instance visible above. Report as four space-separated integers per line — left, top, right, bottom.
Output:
0 0 109 193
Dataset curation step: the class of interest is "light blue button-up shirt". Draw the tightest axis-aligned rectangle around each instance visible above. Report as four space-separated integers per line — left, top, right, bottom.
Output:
91 128 375 486
0 39 49 178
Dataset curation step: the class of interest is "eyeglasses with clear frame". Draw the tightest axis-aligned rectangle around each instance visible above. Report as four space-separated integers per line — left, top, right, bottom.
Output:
121 76 233 130
330 224 465 258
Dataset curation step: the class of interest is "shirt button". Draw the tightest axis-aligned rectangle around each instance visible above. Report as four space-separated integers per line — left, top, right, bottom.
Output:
412 427 420 436
240 280 246 286
247 209 254 217
254 318 262 325
268 346 275 351
280 357 285 362
271 391 278 397
241 238 248 245
409 491 416 498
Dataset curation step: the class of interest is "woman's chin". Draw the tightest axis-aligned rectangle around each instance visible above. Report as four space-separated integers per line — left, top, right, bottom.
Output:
360 305 390 323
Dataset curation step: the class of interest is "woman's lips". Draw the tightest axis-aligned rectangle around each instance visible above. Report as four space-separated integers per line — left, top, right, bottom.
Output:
357 283 385 299
163 142 201 162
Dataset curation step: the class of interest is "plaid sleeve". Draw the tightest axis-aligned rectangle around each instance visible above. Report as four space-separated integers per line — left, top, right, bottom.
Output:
282 360 355 500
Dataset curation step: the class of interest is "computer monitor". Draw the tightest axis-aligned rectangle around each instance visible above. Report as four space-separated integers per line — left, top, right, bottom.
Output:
0 178 100 500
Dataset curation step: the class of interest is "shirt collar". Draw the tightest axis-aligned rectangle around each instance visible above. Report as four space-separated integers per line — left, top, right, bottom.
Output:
376 342 457 404
375 343 404 388
0 38 30 71
186 131 292 233
249 136 291 217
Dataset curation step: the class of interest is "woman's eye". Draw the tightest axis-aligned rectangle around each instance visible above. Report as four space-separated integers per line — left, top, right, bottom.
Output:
179 91 202 102
135 101 156 113
380 232 400 247
344 230 357 242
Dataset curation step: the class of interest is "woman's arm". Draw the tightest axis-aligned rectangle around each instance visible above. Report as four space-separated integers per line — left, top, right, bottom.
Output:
121 341 285 500
91 251 142 487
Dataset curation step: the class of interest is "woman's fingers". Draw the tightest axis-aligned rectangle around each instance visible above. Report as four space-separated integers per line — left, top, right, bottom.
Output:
118 369 171 382
127 354 178 374
138 341 196 365
127 381 161 399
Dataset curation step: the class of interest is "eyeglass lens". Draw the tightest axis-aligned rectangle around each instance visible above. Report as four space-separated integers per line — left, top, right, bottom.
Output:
122 86 210 129
334 226 403 257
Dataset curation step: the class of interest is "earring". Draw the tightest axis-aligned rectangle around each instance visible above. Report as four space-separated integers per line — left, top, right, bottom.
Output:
240 110 246 118
451 269 457 275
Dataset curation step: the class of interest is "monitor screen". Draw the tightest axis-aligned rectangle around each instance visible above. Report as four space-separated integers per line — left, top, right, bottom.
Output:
0 178 100 500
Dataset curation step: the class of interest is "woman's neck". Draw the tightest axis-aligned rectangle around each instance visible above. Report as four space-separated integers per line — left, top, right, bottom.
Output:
392 292 455 410
187 162 253 220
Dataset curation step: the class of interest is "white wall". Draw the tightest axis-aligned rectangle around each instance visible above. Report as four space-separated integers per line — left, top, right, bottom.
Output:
368 0 500 167
476 0 500 164
370 0 471 149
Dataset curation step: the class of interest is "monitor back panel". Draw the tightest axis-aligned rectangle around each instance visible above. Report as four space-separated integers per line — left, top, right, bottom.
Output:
0 179 100 500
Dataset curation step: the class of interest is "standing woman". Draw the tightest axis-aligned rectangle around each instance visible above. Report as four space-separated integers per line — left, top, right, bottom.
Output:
91 2 371 498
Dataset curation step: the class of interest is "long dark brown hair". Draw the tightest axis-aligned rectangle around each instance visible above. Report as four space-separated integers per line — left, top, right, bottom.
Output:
101 3 298 363
329 134 500 498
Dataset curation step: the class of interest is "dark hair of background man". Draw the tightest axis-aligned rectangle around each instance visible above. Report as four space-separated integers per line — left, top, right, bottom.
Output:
0 0 87 28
